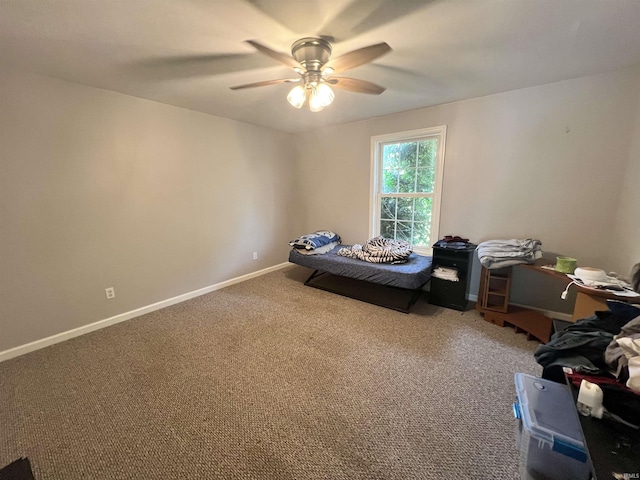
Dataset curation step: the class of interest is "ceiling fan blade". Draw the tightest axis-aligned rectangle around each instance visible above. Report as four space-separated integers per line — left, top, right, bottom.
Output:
230 78 300 90
323 42 391 73
245 40 303 70
326 77 386 95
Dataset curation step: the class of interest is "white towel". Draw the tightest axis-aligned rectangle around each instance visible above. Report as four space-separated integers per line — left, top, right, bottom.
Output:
432 266 459 282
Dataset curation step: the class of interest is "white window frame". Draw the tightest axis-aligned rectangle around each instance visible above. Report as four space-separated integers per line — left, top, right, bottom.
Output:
369 126 447 256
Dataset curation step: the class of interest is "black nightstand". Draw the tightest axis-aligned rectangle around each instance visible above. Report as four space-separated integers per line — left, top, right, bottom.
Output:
429 243 476 311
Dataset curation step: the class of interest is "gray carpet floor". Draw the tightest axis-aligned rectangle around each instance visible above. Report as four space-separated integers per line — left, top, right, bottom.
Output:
0 266 541 479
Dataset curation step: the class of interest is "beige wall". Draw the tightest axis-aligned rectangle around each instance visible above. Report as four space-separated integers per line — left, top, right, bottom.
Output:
3 66 639 354
296 67 640 311
611 91 640 280
0 68 301 352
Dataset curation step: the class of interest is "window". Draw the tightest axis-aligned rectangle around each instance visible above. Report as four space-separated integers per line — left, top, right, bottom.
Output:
370 126 446 255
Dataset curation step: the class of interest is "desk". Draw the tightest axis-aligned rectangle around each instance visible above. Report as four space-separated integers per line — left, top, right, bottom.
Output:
573 289 636 321
477 263 640 342
519 263 639 321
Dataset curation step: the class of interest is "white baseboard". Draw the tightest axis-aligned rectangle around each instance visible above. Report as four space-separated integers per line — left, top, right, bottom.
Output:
466 293 572 321
0 262 291 363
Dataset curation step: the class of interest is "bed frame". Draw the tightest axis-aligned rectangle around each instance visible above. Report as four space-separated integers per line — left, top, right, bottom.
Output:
288 245 433 313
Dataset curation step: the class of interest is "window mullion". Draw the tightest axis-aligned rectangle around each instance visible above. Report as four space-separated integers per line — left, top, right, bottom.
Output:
393 194 398 240
411 142 420 244
411 198 416 245
414 142 419 193
395 167 400 193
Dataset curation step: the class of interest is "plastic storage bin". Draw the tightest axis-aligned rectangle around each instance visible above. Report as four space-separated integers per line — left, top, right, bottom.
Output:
513 373 591 480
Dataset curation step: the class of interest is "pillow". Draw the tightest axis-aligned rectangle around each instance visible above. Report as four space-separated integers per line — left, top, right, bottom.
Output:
289 231 341 250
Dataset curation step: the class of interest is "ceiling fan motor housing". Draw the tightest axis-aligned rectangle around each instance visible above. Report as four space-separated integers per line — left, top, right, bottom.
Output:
291 37 331 73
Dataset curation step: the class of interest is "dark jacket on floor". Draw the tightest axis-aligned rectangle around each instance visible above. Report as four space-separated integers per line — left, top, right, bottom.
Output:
535 302 640 375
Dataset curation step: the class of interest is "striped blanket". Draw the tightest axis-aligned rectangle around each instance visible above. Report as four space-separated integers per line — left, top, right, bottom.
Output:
337 236 412 264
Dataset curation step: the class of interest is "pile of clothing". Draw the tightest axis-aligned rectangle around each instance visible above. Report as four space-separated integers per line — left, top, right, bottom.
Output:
606 312 640 393
289 230 341 255
476 238 543 269
534 300 640 426
433 236 471 250
338 236 412 264
534 301 637 377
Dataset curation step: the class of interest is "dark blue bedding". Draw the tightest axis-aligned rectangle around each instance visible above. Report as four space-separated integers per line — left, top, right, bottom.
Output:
289 245 432 290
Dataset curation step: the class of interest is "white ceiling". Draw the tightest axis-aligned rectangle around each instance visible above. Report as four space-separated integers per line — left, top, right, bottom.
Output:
2 0 640 133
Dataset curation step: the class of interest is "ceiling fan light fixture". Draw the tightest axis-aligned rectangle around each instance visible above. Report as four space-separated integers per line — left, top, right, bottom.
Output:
309 98 325 112
309 83 334 112
233 37 390 113
287 85 306 109
316 83 335 106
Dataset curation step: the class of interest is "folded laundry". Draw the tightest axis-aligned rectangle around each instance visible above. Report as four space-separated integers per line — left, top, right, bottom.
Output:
433 238 474 250
476 238 543 269
431 266 459 282
442 235 470 243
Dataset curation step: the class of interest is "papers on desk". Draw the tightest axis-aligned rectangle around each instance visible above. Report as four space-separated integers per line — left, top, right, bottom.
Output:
602 289 640 298
567 274 640 297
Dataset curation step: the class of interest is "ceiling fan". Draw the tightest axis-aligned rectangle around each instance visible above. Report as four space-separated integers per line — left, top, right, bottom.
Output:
230 37 392 112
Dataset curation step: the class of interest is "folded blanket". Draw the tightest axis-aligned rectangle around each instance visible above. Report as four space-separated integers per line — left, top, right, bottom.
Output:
477 238 542 269
338 236 412 264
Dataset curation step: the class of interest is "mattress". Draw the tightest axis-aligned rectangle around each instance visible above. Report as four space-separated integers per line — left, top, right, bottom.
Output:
289 245 432 290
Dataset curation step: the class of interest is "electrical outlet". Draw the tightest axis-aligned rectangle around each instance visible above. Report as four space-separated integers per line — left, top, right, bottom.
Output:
105 287 115 299
253 251 258 260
